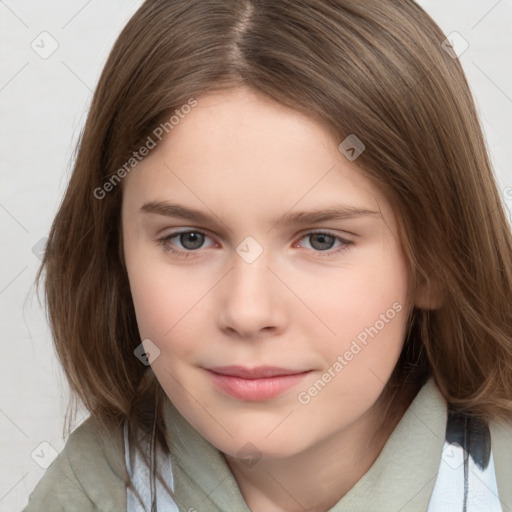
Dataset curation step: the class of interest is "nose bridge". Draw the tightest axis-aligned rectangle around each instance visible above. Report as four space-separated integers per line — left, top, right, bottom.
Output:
229 240 274 300
216 237 285 336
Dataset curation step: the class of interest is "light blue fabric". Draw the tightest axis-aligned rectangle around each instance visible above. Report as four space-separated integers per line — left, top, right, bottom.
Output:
123 421 179 512
427 440 502 511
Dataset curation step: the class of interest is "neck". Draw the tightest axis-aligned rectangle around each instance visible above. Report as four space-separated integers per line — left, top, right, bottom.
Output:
223 386 414 512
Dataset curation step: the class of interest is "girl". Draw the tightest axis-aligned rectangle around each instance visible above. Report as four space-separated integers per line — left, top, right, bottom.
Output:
25 0 512 511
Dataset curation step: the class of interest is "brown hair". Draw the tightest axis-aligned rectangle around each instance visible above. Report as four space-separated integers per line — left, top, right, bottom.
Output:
36 0 512 496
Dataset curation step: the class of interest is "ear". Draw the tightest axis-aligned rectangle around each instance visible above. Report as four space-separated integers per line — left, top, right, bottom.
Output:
413 276 444 310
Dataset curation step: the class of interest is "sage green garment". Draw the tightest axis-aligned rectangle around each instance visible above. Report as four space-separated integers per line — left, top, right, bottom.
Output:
23 378 512 512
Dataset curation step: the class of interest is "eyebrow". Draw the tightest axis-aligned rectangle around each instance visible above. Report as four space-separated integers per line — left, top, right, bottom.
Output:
140 200 380 228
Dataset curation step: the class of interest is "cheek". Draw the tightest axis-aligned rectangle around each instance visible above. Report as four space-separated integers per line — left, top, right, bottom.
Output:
293 247 410 414
294 248 409 352
342 255 409 384
123 237 169 332
125 251 214 361
341 251 409 363
130 277 195 343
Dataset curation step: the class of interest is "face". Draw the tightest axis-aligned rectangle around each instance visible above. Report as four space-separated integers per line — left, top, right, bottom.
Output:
121 86 415 460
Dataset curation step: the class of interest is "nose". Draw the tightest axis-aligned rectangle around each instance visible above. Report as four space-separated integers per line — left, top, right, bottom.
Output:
215 249 288 340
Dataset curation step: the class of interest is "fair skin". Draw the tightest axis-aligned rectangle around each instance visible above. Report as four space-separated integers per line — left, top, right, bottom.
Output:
121 86 432 511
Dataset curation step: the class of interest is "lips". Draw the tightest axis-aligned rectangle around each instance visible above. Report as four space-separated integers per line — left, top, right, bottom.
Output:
205 366 311 401
207 366 308 379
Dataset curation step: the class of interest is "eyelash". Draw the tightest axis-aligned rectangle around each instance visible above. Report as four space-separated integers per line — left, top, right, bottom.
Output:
157 230 354 259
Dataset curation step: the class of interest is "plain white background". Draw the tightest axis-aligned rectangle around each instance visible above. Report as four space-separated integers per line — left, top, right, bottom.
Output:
1 1 511 510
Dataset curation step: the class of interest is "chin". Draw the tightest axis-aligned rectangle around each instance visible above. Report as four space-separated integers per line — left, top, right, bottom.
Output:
206 425 315 462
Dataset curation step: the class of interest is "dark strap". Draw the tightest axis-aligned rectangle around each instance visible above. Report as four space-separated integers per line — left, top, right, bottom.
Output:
427 408 502 511
446 409 491 471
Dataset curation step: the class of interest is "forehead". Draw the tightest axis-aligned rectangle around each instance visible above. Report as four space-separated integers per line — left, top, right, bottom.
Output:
122 87 394 228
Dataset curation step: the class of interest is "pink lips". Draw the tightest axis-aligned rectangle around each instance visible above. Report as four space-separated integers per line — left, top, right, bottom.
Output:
205 365 311 401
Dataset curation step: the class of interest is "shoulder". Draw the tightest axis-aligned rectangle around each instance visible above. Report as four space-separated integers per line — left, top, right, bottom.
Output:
23 416 127 512
490 418 512 511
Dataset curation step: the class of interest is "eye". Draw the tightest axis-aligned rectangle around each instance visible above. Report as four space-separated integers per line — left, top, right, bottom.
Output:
295 231 353 256
158 230 214 257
